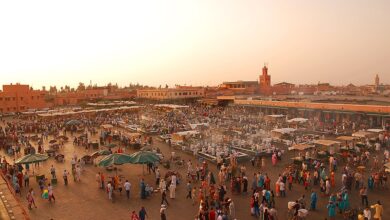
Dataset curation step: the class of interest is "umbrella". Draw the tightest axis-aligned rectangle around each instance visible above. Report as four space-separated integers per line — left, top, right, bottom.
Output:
91 150 111 158
15 153 49 164
129 151 160 175
65 119 81 126
49 140 57 144
104 143 117 148
58 136 69 141
97 153 132 167
140 146 153 151
129 151 160 164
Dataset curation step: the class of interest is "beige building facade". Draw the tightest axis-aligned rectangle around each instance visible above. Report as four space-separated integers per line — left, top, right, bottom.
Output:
137 87 205 100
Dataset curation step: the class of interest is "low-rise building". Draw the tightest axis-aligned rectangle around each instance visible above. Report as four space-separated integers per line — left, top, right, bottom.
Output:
272 82 295 95
137 86 205 100
54 88 108 106
0 84 48 113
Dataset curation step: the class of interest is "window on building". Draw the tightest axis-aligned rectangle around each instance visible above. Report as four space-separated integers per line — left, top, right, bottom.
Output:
0 97 2 101
12 97 16 101
20 97 24 101
31 96 34 100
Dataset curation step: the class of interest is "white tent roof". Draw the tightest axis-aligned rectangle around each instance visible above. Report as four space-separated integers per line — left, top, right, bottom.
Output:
271 128 296 134
266 114 285 118
154 104 189 109
367 129 385 133
287 118 308 123
174 130 200 136
189 123 209 129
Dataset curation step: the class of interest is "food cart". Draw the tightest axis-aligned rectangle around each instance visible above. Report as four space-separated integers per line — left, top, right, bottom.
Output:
271 128 296 140
171 130 200 145
264 114 286 124
313 139 341 159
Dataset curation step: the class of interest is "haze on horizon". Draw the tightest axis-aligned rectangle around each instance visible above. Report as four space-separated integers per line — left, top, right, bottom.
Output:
0 0 389 89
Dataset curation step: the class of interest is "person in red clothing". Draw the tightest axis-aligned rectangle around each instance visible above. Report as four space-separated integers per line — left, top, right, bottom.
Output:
17 171 23 189
131 210 139 220
265 175 271 190
288 174 293 191
209 207 216 220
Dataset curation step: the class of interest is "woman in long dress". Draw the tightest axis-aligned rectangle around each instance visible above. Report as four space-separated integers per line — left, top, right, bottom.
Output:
271 153 277 166
327 202 336 220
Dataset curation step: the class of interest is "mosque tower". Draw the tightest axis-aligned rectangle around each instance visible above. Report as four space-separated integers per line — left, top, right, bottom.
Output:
375 74 380 89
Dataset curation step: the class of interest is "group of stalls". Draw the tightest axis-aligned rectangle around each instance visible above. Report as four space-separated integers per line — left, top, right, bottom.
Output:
336 129 385 157
289 139 341 168
100 123 144 150
168 128 251 165
288 128 386 169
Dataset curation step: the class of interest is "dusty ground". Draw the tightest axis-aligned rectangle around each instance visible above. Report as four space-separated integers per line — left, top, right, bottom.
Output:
3 128 390 220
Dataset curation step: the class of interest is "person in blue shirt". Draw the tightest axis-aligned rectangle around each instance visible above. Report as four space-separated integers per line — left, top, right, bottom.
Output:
342 190 350 211
138 207 148 220
140 179 146 199
310 190 318 210
368 175 374 189
327 201 336 220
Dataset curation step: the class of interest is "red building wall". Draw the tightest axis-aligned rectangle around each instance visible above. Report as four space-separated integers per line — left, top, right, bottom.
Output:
0 84 48 113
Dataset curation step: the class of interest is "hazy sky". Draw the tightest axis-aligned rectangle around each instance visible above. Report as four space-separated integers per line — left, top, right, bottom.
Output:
0 1 389 89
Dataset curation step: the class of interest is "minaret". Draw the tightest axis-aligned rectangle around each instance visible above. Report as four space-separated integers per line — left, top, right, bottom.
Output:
259 64 271 87
375 74 379 88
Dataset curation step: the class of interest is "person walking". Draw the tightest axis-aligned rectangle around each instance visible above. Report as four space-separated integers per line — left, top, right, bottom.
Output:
161 189 169 206
310 190 317 210
124 180 131 199
364 206 372 220
228 199 235 220
48 183 55 203
75 165 81 182
50 165 56 179
107 181 113 202
100 173 105 189
24 171 29 187
139 207 148 220
186 181 192 199
371 201 383 220
138 206 149 220
131 211 139 220
26 188 37 209
160 204 167 220
169 182 176 199
327 201 336 220
360 186 369 207
14 182 21 196
191 186 197 205
63 170 69 185
96 172 101 188
140 179 146 199
279 181 286 197
156 168 160 186
159 179 167 192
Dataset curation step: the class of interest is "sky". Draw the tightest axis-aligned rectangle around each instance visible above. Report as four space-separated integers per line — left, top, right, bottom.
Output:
0 0 389 89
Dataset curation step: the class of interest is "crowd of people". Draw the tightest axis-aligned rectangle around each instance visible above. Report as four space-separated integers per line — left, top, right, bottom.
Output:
0 104 389 220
